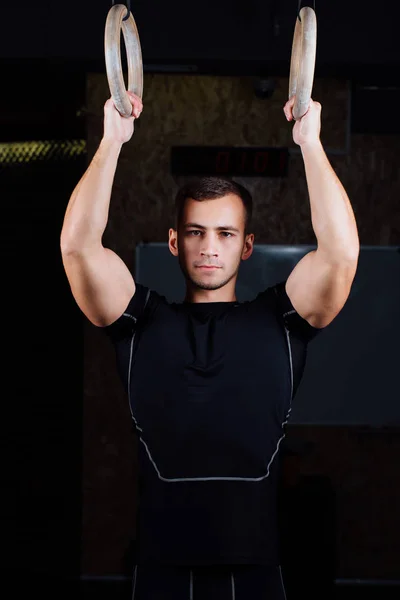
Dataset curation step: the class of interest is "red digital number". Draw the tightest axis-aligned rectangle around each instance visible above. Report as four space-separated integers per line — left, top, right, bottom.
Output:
239 151 247 172
216 151 230 173
254 151 268 173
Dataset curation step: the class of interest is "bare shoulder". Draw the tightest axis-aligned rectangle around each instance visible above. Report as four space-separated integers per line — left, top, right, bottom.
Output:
61 246 135 327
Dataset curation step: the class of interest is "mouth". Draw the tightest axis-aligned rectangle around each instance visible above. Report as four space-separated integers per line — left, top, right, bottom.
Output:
196 266 221 270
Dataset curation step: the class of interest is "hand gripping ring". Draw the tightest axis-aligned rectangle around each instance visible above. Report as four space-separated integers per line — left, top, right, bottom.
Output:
104 4 143 118
288 6 317 120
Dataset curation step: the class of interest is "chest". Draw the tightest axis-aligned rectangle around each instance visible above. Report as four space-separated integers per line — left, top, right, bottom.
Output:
127 306 292 479
132 303 290 400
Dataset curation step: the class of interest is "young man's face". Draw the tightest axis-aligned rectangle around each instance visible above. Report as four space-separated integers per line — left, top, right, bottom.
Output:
169 194 254 293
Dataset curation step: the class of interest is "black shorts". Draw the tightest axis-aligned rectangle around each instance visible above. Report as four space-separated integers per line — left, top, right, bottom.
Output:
131 564 287 600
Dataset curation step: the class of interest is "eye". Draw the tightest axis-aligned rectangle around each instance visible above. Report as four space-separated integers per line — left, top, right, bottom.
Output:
188 230 202 236
220 232 233 238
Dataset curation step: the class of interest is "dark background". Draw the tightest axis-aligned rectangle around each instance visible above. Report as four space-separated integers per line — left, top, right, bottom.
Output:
1 1 399 598
0 0 398 72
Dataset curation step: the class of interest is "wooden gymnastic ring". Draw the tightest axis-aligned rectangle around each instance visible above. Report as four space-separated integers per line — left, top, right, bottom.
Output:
104 4 143 118
288 7 317 120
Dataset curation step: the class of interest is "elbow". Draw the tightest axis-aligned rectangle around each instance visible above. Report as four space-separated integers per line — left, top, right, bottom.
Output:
60 234 89 258
346 227 360 262
318 238 360 266
60 225 100 256
60 232 72 256
60 228 79 256
345 240 360 264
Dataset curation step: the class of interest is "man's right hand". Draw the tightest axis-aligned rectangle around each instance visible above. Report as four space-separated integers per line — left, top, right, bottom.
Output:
103 91 143 145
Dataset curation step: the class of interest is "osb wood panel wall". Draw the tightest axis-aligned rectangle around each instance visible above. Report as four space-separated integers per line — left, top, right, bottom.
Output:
81 73 400 576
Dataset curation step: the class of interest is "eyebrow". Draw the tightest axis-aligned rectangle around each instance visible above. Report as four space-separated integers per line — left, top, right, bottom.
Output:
184 222 241 233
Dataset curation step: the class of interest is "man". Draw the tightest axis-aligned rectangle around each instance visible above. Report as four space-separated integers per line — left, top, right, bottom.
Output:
60 91 359 599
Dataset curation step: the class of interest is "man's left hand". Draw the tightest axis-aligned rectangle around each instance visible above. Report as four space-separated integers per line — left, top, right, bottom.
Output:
283 96 321 147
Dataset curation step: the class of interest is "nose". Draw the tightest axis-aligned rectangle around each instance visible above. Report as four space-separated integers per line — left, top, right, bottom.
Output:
201 249 218 258
200 233 219 257
200 245 218 258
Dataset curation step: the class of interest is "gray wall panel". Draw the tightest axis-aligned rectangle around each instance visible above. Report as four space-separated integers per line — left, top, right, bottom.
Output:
136 243 400 426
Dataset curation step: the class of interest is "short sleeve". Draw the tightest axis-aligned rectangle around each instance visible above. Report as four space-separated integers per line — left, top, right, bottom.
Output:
273 280 323 344
101 283 153 343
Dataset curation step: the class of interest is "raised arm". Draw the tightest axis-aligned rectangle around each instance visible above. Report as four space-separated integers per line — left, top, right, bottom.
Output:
60 92 143 327
282 97 359 329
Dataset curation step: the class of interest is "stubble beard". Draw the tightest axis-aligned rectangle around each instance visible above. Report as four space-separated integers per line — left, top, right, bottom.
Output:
179 256 240 292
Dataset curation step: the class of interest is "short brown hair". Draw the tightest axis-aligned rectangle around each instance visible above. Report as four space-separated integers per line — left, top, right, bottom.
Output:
174 176 253 234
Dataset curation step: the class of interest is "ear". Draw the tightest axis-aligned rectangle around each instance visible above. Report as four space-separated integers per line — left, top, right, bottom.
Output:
168 228 179 256
241 233 254 261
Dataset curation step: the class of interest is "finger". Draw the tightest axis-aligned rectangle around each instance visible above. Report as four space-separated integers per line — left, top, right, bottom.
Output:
127 91 143 108
127 93 143 118
284 95 296 120
129 101 142 119
127 90 142 102
285 96 295 112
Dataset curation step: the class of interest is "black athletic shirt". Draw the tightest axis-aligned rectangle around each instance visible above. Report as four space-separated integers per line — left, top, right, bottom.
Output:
102 280 322 566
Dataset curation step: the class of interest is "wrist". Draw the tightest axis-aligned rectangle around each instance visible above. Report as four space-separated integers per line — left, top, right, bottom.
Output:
100 137 123 154
300 138 323 154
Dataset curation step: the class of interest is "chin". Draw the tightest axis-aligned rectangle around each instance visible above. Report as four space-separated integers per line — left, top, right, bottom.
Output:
195 281 224 291
191 271 237 292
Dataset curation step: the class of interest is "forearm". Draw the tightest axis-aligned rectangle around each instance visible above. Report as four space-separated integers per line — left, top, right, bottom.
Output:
301 140 359 261
60 138 123 253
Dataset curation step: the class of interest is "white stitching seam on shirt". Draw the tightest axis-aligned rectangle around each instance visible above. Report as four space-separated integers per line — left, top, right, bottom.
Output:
125 288 292 482
131 565 137 600
279 565 288 600
126 289 150 409
284 326 294 401
123 312 137 321
274 286 294 401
